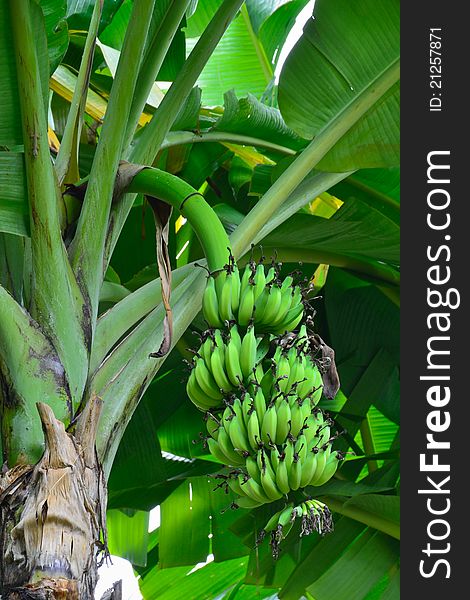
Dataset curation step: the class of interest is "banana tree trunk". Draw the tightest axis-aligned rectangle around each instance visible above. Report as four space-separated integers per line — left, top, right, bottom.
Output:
0 398 107 599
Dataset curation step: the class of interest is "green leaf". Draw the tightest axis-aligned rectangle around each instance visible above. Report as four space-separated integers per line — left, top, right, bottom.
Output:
100 0 185 81
245 0 291 34
259 0 310 67
306 531 399 600
213 90 306 151
279 517 367 600
39 0 69 73
107 508 150 567
159 478 212 567
172 86 202 131
140 556 249 600
278 0 399 171
0 233 25 301
0 153 28 236
0 2 23 147
262 197 399 266
325 269 399 393
333 348 397 453
380 568 400 600
65 0 124 33
307 479 395 498
186 1 272 106
343 495 399 527
0 3 30 236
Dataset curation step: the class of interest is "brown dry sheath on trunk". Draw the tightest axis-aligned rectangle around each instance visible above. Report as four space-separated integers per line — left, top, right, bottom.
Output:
0 397 107 599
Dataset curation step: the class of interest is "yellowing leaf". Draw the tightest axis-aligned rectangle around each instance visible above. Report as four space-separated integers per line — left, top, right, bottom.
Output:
221 142 275 167
308 192 343 218
50 65 152 127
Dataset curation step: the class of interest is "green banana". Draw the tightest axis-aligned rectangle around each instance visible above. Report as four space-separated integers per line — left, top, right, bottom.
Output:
237 283 255 327
206 437 231 465
241 394 252 429
299 448 318 488
275 397 291 444
186 370 219 411
200 335 214 370
265 266 276 285
309 446 328 485
202 276 223 328
214 268 227 299
225 336 243 387
206 414 220 440
263 509 284 533
283 440 295 484
297 359 317 399
278 504 294 527
253 263 266 301
230 266 241 314
194 357 223 400
240 262 253 296
228 476 245 496
270 447 281 473
241 476 270 504
229 409 251 454
235 496 263 509
313 451 341 486
288 457 302 491
286 355 304 393
290 398 310 438
252 387 267 422
270 285 294 329
247 410 261 451
273 303 304 334
260 467 283 501
240 325 257 379
275 354 291 393
217 428 245 466
289 399 304 437
245 455 262 485
275 457 290 495
229 323 242 353
210 345 233 393
262 285 282 326
295 433 308 463
261 404 277 445
218 271 235 322
253 287 269 323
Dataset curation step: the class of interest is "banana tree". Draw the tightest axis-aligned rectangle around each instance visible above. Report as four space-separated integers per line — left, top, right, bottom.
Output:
0 0 400 598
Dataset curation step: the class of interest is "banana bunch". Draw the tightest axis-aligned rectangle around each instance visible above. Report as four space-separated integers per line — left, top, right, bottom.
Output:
186 325 263 411
187 249 341 558
256 499 333 559
202 259 304 334
271 328 323 405
206 393 342 506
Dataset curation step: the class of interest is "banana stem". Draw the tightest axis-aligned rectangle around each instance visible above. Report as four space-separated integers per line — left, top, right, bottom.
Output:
127 167 231 272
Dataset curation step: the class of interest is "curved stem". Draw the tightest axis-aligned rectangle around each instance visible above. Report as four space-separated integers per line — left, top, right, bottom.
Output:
104 0 244 272
128 167 232 272
162 130 297 156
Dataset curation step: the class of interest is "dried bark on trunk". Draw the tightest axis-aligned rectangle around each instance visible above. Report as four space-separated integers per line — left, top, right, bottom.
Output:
0 398 108 599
